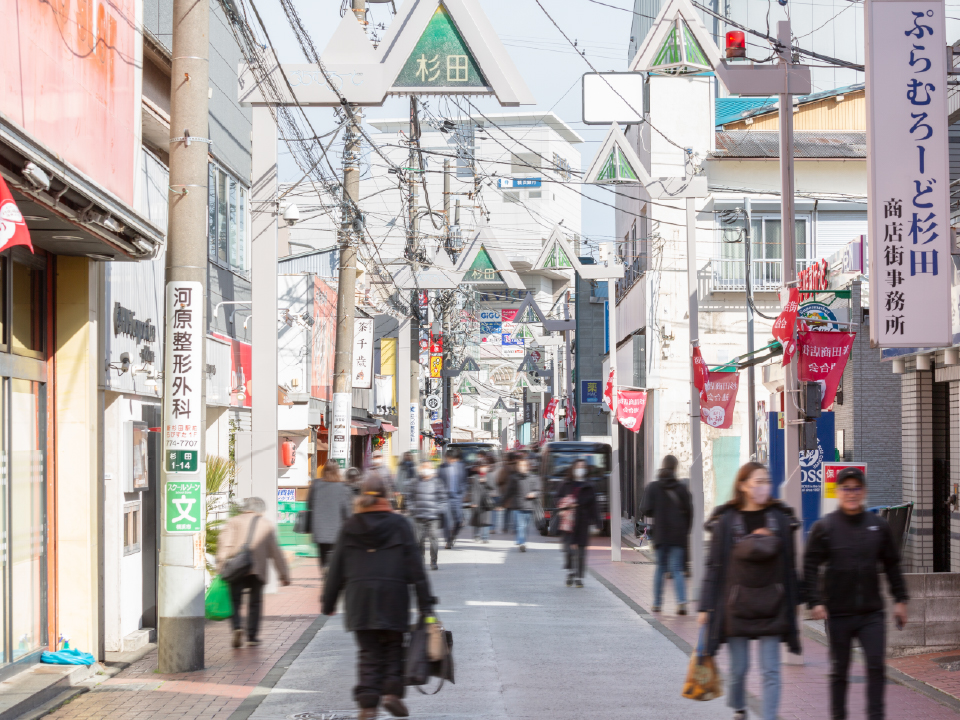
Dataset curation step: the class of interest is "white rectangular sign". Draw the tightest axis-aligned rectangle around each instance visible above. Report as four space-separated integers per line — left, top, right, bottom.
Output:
867 0 952 347
163 281 203 474
582 72 644 125
330 392 351 468
408 403 420 453
353 317 374 389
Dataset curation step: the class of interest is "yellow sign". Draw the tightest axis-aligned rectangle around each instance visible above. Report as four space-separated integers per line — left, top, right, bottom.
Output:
430 355 443 378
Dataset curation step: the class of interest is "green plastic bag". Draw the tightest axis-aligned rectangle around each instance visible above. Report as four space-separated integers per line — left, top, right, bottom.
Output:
205 576 233 621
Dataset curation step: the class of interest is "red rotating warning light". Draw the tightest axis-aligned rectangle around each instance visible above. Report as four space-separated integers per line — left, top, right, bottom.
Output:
726 31 746 58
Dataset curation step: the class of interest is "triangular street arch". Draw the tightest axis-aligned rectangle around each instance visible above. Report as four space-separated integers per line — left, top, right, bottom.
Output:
456 229 525 289
533 226 583 274
491 397 508 412
584 124 651 187
458 376 478 394
517 353 539 374
628 0 722 76
460 356 481 372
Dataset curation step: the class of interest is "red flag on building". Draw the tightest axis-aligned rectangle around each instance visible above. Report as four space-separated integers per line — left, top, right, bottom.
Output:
603 367 616 412
616 390 647 433
692 346 709 401
0 176 34 254
797 331 856 409
700 372 739 429
566 399 577 431
772 287 800 345
543 397 559 422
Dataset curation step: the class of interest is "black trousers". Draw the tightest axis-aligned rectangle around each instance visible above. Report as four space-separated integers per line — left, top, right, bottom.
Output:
415 519 439 565
317 543 335 570
565 536 586 579
229 575 264 641
354 629 405 708
827 611 886 720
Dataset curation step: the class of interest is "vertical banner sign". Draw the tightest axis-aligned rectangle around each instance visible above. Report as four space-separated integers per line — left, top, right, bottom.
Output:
866 0 952 347
700 372 739 429
797 332 856 408
691 346 710 401
330 393 352 468
162 282 203 533
409 403 420 452
353 317 374 389
616 390 648 432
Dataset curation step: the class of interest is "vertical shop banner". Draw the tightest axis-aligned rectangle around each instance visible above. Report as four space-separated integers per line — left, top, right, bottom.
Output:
616 390 648 432
565 400 577 433
312 278 337 401
330 393 352 468
353 317 374 389
163 282 202 474
866 0 952 347
0 176 33 253
429 355 443 378
543 397 559 422
692 346 709 400
603 367 616 411
408 403 420 451
797 331 856 408
700 372 739 429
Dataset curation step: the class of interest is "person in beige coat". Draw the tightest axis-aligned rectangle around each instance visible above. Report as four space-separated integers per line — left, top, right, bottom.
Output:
216 497 291 648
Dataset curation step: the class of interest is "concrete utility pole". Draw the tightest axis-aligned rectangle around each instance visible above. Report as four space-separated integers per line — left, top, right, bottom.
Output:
159 0 208 673
744 197 757 458
330 0 367 469
604 245 621 563
777 20 802 523
686 194 705 599
442 160 453 443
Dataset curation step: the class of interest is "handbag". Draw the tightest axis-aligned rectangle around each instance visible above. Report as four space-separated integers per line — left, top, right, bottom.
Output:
681 626 723 701
220 515 260 583
204 576 233 620
294 509 312 535
405 617 455 694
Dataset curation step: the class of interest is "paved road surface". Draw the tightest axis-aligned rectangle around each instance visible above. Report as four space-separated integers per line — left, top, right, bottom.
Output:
249 537 729 720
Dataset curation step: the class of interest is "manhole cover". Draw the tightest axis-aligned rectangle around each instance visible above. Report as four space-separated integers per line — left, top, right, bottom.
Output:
936 655 960 671
288 713 355 720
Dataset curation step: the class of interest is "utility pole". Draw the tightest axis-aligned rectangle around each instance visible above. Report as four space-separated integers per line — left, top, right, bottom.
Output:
777 20 802 525
159 0 208 673
744 197 757 458
408 97 420 266
441 159 453 443
686 194 705 600
604 245 621 563
330 0 366 469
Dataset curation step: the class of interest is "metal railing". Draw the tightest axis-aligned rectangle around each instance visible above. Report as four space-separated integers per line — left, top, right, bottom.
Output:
708 258 818 292
615 255 648 301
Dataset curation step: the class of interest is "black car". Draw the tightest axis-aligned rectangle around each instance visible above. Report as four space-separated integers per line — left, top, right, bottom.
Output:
538 441 612 536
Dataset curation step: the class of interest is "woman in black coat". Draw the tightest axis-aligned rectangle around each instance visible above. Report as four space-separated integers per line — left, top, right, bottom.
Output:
555 458 598 587
697 461 801 720
499 451 539 551
322 475 435 720
469 453 495 543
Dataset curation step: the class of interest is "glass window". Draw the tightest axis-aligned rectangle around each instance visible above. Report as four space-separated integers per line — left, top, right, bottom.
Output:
217 170 228 264
207 163 250 274
228 178 238 271
10 379 45 660
123 504 141 555
237 188 246 271
207 164 217 260
11 260 42 358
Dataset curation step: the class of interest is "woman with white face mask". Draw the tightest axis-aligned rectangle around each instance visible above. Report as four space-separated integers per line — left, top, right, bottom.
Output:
554 459 598 587
696 462 802 720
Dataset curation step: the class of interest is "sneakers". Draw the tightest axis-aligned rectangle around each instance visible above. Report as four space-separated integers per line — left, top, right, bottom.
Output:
566 572 574 587
247 638 261 647
430 563 439 571
357 709 377 720
651 605 662 613
232 628 243 648
519 544 527 552
677 604 687 616
733 711 747 720
382 695 410 717
575 579 584 588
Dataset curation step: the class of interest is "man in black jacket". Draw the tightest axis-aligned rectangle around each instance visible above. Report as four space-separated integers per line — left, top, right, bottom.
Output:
322 475 435 720
803 467 908 720
639 455 693 614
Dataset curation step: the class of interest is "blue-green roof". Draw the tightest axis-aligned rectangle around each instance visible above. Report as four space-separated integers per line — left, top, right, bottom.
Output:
716 97 776 127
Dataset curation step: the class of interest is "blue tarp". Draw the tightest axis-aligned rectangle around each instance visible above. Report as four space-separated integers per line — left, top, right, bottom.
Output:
41 648 96 666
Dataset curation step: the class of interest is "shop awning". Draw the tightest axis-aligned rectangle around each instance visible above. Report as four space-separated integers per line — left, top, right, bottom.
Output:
351 418 381 436
380 422 397 433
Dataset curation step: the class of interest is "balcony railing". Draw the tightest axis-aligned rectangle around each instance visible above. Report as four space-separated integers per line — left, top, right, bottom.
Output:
615 254 648 301
708 258 819 293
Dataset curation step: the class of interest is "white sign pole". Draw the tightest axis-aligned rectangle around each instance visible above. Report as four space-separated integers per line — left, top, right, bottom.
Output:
866 0 952 347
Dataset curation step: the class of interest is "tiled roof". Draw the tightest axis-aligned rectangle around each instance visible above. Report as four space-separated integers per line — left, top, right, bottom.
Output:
712 131 867 158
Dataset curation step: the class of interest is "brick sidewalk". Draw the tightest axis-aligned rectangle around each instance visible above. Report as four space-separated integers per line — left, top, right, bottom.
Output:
46 556 322 720
587 541 960 720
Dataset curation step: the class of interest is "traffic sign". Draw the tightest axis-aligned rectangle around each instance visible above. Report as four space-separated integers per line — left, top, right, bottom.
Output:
425 394 442 412
166 481 202 533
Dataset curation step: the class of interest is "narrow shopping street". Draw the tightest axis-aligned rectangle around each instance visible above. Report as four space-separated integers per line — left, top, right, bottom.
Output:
246 535 725 720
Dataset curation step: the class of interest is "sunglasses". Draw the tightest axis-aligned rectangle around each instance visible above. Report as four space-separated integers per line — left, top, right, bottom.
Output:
838 485 864 493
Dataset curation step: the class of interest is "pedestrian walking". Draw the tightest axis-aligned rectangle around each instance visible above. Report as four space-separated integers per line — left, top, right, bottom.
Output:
345 467 363 496
366 451 397 506
216 497 291 649
396 451 419 506
500 451 538 551
697 462 802 720
309 460 354 574
321 475 435 720
438 447 467 548
803 466 908 720
556 458 597 586
469 453 495 543
410 460 448 570
639 454 693 614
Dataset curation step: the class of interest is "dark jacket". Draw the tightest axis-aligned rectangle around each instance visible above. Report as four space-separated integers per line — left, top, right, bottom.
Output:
557 479 599 546
470 473 495 527
698 502 802 657
309 479 354 544
501 471 538 511
802 509 908 617
638 470 693 547
321 507 434 632
410 476 448 522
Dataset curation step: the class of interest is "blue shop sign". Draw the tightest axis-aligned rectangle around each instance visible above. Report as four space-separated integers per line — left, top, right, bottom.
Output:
497 177 542 189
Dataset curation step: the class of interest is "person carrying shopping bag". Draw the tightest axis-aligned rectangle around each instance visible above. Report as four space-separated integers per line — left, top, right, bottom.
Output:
309 460 354 575
556 458 598 587
697 461 802 720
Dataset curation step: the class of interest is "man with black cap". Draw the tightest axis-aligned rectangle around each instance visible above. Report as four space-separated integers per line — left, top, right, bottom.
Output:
803 466 908 720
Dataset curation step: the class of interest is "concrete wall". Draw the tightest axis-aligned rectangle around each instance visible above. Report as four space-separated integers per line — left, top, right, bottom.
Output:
56 257 101 657
888 573 960 657
901 363 934 572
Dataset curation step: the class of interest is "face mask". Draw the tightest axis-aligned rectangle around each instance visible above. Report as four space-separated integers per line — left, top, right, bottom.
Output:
574 468 585 479
749 483 770 505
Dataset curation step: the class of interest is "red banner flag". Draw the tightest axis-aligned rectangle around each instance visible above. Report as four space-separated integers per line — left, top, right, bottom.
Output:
565 399 577 431
617 390 648 433
0 176 34 254
772 287 800 344
603 367 617 412
797 331 856 409
700 372 739 429
543 397 559 422
692 346 709 401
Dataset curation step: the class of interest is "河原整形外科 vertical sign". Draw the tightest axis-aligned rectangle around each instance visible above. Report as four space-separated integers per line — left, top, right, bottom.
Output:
866 0 952 347
163 282 202 475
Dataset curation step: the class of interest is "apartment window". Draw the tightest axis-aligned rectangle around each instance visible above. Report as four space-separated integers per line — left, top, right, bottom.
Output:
528 190 542 199
207 163 250 274
511 152 540 174
123 503 141 555
717 216 809 288
504 191 520 203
